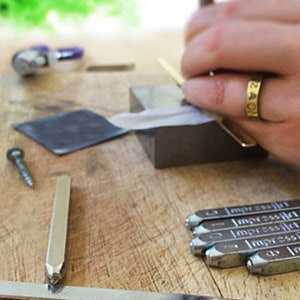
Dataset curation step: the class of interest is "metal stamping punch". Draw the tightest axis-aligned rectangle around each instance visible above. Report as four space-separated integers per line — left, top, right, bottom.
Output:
205 230 300 268
190 220 300 255
247 244 300 275
193 209 300 235
186 199 300 275
185 199 300 230
46 175 71 285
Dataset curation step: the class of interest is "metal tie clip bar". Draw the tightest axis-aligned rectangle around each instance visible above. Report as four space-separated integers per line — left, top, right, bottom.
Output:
86 63 136 72
46 175 71 285
186 199 300 275
0 280 236 300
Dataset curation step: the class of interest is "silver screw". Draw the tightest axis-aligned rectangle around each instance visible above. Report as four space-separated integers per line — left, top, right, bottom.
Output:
7 147 34 188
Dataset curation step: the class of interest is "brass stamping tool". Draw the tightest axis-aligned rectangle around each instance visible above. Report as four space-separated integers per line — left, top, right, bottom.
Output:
46 175 71 285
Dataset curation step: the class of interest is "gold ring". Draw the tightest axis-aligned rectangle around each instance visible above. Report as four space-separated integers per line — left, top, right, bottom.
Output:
246 75 264 118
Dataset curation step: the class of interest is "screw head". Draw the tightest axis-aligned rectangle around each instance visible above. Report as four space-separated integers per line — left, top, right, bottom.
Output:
6 147 24 161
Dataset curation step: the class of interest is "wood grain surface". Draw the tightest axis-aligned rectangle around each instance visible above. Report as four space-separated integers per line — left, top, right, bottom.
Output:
0 28 299 300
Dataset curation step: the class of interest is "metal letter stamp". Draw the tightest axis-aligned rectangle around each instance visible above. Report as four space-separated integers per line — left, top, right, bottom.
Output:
205 230 300 268
190 220 300 255
247 244 300 275
46 175 71 285
193 209 300 235
186 199 300 275
186 199 300 230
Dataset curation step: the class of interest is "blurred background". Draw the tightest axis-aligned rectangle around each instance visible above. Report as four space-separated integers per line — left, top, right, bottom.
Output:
0 1 227 74
0 0 198 33
0 0 204 74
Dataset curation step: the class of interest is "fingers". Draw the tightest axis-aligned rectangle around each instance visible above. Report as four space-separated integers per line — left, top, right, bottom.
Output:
182 20 300 79
182 73 300 122
185 0 300 43
183 74 248 118
230 118 300 167
181 0 300 168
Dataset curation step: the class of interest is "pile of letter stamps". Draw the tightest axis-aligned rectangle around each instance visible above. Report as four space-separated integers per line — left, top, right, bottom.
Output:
185 199 300 275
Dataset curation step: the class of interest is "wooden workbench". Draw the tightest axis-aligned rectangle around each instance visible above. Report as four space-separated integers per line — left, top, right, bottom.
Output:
0 27 299 300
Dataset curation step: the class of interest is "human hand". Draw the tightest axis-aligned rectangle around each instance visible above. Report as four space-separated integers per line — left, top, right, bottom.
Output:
181 0 300 168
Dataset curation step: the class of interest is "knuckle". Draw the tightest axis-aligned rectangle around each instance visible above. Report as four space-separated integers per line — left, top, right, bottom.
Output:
220 0 240 19
288 30 300 69
202 24 224 53
202 22 232 57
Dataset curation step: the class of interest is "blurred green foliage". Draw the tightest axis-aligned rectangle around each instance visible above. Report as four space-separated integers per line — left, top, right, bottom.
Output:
0 0 138 28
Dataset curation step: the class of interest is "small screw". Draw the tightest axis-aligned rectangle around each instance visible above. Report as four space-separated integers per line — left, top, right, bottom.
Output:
7 147 34 188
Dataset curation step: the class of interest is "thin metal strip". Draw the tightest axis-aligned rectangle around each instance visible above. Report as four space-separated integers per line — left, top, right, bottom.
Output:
156 58 184 86
0 280 233 300
86 63 135 72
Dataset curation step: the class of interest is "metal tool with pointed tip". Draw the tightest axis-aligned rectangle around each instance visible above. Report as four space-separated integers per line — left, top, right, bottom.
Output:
45 175 71 285
247 243 300 275
185 199 300 230
192 209 300 236
205 230 300 268
190 220 300 255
